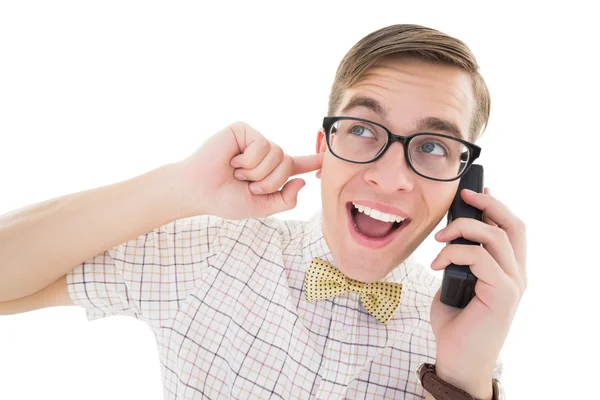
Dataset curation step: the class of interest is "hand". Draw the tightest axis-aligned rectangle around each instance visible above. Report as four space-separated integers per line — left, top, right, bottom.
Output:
429 187 527 399
177 121 323 219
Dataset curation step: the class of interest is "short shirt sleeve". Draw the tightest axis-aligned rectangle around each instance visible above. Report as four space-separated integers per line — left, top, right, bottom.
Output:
66 214 224 328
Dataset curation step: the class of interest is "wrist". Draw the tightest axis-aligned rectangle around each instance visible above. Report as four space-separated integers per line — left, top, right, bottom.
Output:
434 364 493 400
170 158 214 218
155 162 201 220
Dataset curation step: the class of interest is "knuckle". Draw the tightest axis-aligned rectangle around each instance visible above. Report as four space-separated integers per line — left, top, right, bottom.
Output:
490 225 507 240
262 176 285 193
518 281 526 295
282 154 293 170
229 120 249 132
475 280 492 299
455 218 470 233
476 245 488 260
271 143 284 159
241 169 258 181
454 217 467 225
507 281 521 299
287 194 298 208
257 138 271 153
261 182 279 193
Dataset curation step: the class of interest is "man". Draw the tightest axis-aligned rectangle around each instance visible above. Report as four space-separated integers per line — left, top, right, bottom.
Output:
0 24 526 399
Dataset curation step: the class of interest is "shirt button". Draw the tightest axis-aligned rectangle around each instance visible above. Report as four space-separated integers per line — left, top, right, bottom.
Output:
336 329 347 341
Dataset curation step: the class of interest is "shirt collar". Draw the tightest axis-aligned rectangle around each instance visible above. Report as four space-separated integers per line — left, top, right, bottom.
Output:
303 210 416 285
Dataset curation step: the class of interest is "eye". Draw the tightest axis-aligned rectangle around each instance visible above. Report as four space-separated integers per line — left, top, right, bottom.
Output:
418 141 447 156
349 124 375 138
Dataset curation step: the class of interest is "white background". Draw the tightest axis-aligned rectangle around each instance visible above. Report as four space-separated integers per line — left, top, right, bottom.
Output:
1 1 598 399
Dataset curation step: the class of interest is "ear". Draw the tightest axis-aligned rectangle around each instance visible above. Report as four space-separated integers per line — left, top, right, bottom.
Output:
315 129 326 179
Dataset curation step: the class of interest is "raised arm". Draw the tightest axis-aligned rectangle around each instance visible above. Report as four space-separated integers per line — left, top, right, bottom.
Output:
0 121 322 305
0 162 187 303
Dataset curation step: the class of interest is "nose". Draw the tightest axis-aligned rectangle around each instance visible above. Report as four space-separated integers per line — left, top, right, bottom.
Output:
362 141 415 193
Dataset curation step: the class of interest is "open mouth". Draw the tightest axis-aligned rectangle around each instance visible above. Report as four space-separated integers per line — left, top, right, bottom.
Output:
346 202 410 248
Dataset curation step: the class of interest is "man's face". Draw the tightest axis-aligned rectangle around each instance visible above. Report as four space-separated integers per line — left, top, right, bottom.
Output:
316 57 475 282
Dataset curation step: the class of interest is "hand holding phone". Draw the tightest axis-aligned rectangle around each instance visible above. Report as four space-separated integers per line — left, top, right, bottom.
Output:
440 164 484 308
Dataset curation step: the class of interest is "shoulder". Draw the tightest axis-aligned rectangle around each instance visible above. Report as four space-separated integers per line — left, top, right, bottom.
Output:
183 213 312 253
213 214 307 240
142 213 313 248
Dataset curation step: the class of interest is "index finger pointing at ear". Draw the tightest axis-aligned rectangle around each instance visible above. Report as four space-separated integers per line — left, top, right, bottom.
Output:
291 153 324 175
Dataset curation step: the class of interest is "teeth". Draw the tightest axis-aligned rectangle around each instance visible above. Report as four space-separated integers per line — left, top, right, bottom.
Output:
370 209 382 221
352 202 407 223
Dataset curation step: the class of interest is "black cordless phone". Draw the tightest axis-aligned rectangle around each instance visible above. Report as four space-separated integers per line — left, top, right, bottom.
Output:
440 164 484 308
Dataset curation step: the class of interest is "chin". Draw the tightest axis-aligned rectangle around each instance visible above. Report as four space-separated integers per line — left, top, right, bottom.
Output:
336 250 400 283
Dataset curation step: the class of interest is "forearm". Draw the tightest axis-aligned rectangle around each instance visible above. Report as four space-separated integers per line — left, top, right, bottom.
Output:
0 162 189 302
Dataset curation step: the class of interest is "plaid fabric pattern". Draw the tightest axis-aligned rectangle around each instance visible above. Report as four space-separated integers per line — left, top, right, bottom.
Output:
66 211 503 399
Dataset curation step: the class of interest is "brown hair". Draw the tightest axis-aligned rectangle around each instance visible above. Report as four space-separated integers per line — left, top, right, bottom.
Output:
328 24 490 142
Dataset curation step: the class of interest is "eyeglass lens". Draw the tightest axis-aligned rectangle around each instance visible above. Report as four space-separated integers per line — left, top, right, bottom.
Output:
328 118 470 180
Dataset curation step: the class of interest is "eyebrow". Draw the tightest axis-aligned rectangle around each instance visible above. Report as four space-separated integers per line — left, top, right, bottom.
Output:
341 96 389 121
340 95 464 139
416 116 463 139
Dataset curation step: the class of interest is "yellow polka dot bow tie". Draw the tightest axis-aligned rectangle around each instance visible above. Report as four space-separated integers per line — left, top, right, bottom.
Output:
304 258 403 324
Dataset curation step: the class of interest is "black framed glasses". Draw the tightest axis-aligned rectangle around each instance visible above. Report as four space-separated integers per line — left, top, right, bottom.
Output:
322 116 482 182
